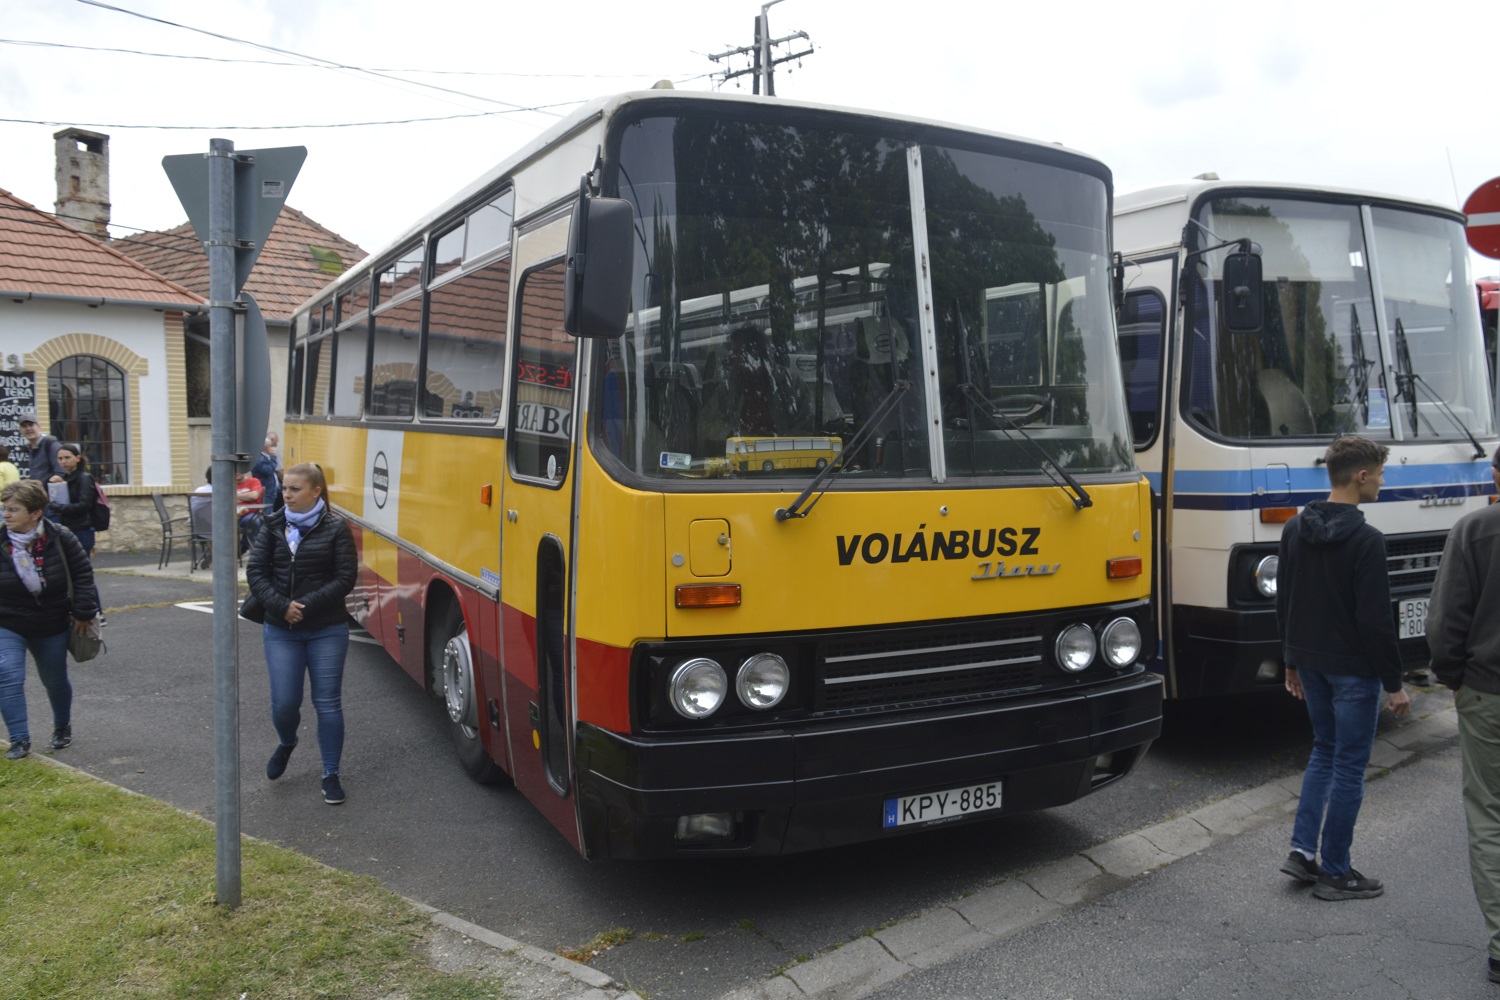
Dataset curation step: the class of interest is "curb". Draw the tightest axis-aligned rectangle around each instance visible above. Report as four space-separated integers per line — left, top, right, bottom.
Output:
408 901 647 1000
711 703 1461 1000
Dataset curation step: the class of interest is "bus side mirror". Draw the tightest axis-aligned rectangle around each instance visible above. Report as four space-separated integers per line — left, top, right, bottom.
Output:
564 192 634 338
1222 249 1264 334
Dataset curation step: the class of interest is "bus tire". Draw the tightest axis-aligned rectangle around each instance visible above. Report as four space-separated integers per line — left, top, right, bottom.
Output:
435 605 507 785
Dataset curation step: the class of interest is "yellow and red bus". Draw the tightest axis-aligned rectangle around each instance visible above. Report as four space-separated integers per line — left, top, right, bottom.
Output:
285 88 1161 858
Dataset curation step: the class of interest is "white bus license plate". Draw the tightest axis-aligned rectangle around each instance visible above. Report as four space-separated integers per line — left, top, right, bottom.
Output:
1398 598 1428 639
884 782 1002 828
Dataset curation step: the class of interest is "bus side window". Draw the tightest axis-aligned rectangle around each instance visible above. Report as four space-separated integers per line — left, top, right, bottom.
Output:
426 256 511 421
510 261 575 485
1118 289 1165 448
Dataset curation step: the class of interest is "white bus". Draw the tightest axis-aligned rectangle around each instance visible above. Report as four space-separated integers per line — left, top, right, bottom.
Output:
1115 179 1496 697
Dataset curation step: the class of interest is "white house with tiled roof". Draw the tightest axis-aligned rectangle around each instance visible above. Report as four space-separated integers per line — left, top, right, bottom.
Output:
0 181 204 553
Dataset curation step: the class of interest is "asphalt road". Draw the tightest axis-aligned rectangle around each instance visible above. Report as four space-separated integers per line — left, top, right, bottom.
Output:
18 560 1452 1000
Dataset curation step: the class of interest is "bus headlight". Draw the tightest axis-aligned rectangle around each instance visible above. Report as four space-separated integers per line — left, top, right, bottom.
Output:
1055 624 1096 673
669 658 727 719
1100 617 1142 668
1254 555 1279 598
737 652 789 710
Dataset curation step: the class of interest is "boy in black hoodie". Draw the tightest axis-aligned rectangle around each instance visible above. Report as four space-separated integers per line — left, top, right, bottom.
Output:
1276 435 1410 901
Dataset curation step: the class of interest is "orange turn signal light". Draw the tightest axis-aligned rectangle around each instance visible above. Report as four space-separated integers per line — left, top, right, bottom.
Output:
1260 506 1296 523
675 584 742 609
479 484 493 506
1106 556 1142 580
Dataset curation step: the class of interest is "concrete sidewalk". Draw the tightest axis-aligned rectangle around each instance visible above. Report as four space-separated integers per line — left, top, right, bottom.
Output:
92 548 235 582
719 702 1486 999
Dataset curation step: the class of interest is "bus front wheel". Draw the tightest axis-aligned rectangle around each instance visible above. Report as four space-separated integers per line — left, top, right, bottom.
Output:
435 605 506 785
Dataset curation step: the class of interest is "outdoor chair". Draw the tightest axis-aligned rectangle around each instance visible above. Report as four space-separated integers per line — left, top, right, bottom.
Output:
151 492 193 569
187 494 246 570
188 494 213 571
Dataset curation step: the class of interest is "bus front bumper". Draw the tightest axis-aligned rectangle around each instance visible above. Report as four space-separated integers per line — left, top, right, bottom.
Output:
574 670 1162 859
1169 604 1433 698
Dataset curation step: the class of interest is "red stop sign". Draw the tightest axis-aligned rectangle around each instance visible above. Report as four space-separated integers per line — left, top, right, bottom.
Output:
1466 177 1500 259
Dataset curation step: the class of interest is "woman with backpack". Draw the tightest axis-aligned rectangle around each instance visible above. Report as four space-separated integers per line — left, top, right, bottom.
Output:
46 444 104 624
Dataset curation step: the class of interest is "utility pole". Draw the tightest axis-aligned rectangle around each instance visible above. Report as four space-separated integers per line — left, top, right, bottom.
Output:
708 0 814 96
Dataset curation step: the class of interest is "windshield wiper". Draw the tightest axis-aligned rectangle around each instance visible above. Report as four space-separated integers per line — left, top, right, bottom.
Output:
957 383 1092 511
1347 304 1375 425
1390 318 1487 460
774 380 911 521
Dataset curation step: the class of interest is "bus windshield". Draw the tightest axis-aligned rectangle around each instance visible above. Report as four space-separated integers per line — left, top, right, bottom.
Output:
599 112 1134 484
1190 195 1493 441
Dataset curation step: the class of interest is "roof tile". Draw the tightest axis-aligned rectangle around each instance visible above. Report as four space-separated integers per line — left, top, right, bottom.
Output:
0 187 203 303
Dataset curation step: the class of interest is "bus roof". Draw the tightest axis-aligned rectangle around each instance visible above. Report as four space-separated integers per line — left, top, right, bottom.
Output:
1115 178 1463 222
304 88 1108 309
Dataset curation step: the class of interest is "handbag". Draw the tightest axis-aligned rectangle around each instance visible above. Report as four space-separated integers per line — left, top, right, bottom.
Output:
58 534 105 662
68 616 104 662
239 592 266 624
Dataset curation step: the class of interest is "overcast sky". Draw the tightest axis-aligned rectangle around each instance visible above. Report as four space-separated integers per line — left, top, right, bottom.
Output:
2 0 1497 277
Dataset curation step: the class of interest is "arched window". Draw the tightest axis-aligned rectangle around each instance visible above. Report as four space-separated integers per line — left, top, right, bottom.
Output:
47 354 128 485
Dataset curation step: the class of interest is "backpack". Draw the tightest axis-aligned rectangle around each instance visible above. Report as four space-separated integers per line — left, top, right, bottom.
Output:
90 479 111 530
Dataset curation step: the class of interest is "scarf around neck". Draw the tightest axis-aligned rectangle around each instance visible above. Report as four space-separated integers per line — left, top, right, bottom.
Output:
285 499 325 554
7 524 44 596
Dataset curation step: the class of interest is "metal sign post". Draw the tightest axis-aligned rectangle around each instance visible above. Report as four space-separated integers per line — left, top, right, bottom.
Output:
164 140 303 909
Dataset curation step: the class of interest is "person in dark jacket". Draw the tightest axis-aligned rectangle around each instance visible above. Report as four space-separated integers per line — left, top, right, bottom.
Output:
1427 447 1500 984
16 411 63 485
1276 435 1410 900
245 462 357 804
1 479 97 759
47 443 103 623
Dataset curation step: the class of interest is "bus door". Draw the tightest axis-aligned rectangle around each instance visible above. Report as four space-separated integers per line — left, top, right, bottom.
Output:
499 222 581 844
1119 253 1178 680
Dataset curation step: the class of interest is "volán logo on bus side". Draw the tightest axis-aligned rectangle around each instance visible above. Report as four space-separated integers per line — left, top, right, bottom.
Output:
834 525 1060 579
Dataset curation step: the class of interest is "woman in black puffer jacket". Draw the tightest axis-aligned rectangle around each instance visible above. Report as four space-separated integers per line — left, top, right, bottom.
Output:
245 462 356 805
1 479 97 760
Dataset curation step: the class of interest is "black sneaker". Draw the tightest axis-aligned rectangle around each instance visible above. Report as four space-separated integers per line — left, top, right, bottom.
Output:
1489 957 1500 984
6 739 30 760
322 774 345 805
266 743 295 780
51 726 72 750
1279 851 1320 883
1313 867 1384 900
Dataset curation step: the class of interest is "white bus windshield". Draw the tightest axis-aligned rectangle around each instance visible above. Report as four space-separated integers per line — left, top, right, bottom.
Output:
598 112 1134 484
1188 195 1493 441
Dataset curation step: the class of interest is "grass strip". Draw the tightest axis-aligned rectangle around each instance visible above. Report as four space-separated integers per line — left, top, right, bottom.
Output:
0 758 504 1000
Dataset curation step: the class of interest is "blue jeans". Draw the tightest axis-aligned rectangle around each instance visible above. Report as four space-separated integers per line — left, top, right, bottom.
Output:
263 622 348 777
0 627 72 745
1290 668 1382 877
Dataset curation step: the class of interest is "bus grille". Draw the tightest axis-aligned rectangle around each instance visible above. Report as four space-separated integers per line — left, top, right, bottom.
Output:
818 623 1046 712
1385 531 1447 594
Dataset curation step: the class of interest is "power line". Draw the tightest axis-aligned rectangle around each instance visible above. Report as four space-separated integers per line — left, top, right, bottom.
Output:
75 0 563 118
0 37 699 79
0 104 580 130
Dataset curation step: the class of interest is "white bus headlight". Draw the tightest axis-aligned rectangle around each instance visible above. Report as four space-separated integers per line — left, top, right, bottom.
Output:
1100 617 1143 668
737 652 789 710
1055 624 1097 673
1254 555 1279 598
669 658 727 719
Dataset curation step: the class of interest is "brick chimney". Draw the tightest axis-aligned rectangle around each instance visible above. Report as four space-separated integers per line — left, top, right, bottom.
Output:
54 127 111 240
